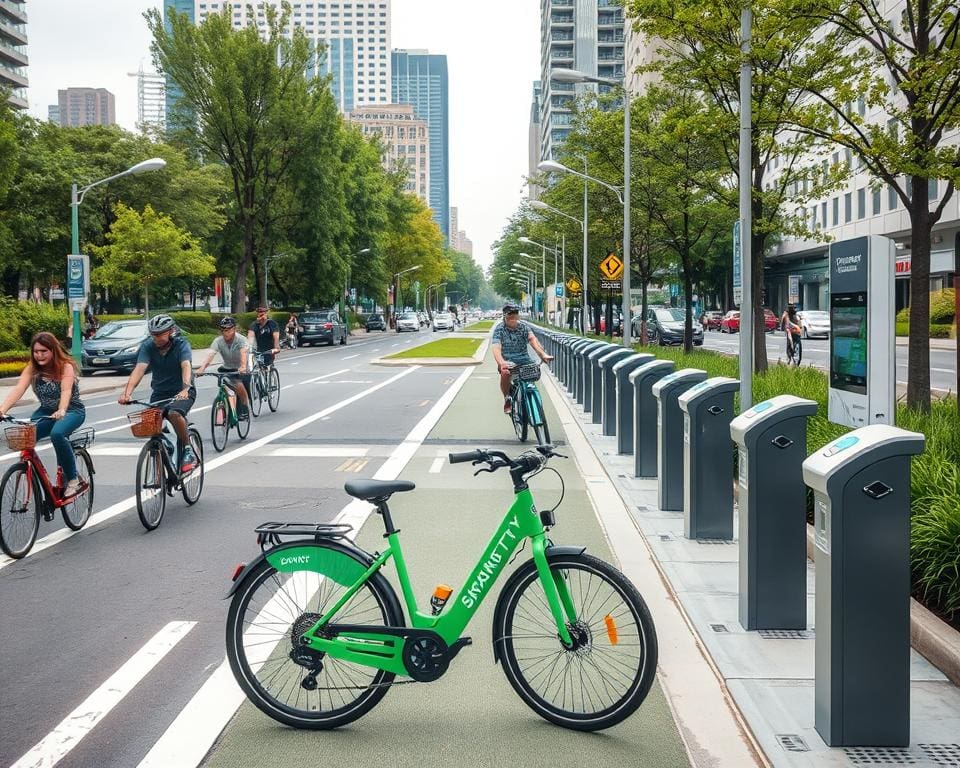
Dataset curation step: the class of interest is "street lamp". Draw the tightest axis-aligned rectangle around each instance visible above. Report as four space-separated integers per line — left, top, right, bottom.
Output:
546 66 631 347
512 263 537 316
519 237 558 323
69 157 167 361
341 247 371 320
531 200 583 329
392 264 421 331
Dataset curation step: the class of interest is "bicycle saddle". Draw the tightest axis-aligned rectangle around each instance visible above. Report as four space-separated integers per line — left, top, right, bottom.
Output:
344 479 415 502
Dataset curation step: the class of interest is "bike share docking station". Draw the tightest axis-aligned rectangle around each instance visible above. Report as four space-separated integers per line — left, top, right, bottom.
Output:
580 341 611 410
677 377 739 540
730 396 818 630
630 360 675 475
593 347 632 425
652 369 707 512
599 348 638 434
611 353 654 452
570 339 599 403
802 425 925 747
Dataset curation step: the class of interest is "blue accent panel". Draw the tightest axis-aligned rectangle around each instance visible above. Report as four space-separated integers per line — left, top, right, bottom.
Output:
330 38 341 111
163 0 196 130
343 38 354 112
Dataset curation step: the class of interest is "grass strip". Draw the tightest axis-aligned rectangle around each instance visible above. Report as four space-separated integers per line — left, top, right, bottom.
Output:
463 321 494 332
386 338 482 359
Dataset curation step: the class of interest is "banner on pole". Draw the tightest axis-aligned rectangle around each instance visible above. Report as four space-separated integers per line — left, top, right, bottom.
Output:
732 221 742 306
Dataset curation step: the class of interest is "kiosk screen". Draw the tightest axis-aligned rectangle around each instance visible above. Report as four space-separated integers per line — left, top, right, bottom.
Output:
831 293 867 395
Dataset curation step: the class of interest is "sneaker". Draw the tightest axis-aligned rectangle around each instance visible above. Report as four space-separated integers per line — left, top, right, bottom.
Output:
64 478 81 497
180 446 198 474
503 396 513 414
237 403 249 419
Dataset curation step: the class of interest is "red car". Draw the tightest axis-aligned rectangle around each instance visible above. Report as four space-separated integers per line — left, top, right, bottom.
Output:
719 308 778 333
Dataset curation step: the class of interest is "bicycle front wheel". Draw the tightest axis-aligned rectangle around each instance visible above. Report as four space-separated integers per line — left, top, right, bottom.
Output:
511 385 528 442
267 367 280 412
211 398 229 452
0 462 39 558
61 449 94 531
792 339 803 366
496 552 658 731
250 371 264 417
236 400 251 440
136 443 166 531
181 429 204 505
527 389 551 446
226 554 403 729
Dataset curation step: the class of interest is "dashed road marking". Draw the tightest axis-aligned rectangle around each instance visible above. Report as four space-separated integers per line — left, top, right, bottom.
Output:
269 446 370 458
335 458 369 473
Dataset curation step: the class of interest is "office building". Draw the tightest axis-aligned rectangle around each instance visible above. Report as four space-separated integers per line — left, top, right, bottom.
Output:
348 104 429 202
56 88 117 127
130 65 166 133
539 0 624 162
528 81 542 199
0 0 28 110
47 104 60 124
449 207 473 256
392 49 449 242
163 0 195 129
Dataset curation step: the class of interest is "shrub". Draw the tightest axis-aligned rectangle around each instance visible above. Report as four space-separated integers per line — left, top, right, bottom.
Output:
16 302 70 346
170 311 219 334
0 361 26 378
929 289 956 324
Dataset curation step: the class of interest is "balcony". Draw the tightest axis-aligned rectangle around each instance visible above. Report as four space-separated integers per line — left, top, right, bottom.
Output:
551 48 574 61
597 33 624 44
552 0 574 6
0 20 26 46
550 81 575 91
0 1 26 23
598 13 624 26
597 51 624 61
0 40 26 67
550 13 574 25
0 61 27 88
551 31 574 41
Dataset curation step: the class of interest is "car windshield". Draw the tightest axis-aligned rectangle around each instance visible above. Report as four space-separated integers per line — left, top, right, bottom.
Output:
400 312 417 319
654 309 685 323
368 314 382 321
93 322 146 340
436 313 451 320
804 311 829 320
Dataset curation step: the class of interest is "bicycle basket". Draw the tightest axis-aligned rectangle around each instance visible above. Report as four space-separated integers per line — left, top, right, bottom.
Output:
68 427 96 450
128 408 164 438
4 424 36 451
517 363 541 382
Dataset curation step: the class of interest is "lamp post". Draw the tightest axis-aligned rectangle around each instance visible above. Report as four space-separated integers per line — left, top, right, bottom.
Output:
392 264 421 331
512 263 536 316
341 247 370 320
70 157 167 362
531 200 581 329
519 237 559 323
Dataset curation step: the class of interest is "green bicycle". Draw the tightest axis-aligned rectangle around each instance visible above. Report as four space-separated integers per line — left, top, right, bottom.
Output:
200 370 251 452
225 445 658 731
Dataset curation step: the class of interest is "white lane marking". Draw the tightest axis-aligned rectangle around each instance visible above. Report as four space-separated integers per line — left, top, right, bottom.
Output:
88 444 143 456
391 343 399 347
0 369 416 571
267 446 370 458
137 365 474 768
12 621 196 768
371 348 381 352
429 457 444 473
300 368 349 385
343 354 359 360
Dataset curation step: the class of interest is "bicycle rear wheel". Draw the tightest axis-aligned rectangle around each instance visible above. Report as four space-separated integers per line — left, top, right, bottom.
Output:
0 462 39 558
791 338 803 366
250 370 264 417
136 443 166 531
496 552 658 731
226 553 403 729
61 449 94 531
211 398 229 452
267 367 280 412
181 429 204 505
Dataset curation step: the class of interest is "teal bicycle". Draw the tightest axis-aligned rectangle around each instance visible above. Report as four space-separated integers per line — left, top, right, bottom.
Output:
509 362 551 445
225 445 657 731
200 370 251 452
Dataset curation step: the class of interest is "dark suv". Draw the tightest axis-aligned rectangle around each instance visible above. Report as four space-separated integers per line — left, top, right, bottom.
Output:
636 307 704 346
298 310 348 346
81 320 149 375
365 313 386 332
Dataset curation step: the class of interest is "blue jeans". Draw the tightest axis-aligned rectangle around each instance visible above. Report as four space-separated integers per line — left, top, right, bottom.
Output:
32 408 85 481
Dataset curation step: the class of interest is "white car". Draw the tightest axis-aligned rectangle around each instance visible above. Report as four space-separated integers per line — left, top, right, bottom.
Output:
433 312 454 331
798 310 830 339
397 312 420 332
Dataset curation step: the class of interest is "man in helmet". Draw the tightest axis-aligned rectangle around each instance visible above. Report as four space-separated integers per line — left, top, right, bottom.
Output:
118 314 198 473
492 303 553 414
196 316 251 417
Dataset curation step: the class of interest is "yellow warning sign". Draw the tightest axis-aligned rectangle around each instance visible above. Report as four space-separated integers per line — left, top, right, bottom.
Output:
566 277 582 293
599 253 624 280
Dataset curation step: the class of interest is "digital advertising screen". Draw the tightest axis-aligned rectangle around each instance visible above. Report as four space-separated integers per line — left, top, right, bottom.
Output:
830 293 868 395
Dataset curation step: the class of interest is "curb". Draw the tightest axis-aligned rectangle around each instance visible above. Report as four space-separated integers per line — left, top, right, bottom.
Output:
804 525 960 687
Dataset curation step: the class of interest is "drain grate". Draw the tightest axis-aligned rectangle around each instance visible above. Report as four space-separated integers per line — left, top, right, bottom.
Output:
921 744 960 767
636 505 650 511
776 734 810 753
696 538 735 545
709 623 729 633
759 629 812 640
844 747 919 765
659 533 673 542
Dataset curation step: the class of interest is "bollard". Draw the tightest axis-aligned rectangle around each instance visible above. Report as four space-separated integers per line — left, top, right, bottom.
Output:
630 360 675 477
652 369 707 511
612 353 654 451
598 348 634 433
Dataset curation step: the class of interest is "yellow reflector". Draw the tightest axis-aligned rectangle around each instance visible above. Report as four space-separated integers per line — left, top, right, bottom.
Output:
604 614 619 645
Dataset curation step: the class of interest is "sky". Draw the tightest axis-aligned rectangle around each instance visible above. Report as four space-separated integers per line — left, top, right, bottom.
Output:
26 0 540 271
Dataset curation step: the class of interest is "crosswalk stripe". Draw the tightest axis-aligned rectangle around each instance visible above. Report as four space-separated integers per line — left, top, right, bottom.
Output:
11 621 196 768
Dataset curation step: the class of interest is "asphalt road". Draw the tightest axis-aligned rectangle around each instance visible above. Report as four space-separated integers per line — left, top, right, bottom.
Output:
701 330 957 392
0 327 463 768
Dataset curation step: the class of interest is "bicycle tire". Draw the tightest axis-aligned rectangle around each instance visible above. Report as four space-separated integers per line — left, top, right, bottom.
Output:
181 429 204 505
236 401 251 440
250 370 264 417
136 442 166 531
0 462 39 558
793 339 803 366
527 389 551 446
496 552 658 731
211 398 229 453
267 367 280 412
511 385 528 442
226 552 403 729
61 449 94 531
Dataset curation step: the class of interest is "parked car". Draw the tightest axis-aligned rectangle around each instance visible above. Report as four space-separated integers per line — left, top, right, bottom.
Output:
433 312 455 331
700 310 724 331
365 313 386 332
396 311 420 332
641 307 704 346
298 309 348 346
763 308 778 332
798 309 830 339
81 320 149 375
720 310 740 333
598 311 623 336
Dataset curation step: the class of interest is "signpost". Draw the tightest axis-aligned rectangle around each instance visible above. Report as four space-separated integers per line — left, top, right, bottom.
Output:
600 253 624 281
788 274 801 306
566 277 582 294
732 221 742 307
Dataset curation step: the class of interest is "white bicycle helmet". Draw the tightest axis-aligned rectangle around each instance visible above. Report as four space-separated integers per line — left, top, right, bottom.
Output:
147 314 176 334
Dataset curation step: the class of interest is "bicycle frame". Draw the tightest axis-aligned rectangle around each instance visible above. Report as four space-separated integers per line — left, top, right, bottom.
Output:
265 487 578 677
213 380 239 428
14 449 64 511
512 378 545 428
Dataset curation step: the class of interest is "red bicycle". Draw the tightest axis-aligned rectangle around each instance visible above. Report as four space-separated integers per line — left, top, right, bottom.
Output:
0 416 96 559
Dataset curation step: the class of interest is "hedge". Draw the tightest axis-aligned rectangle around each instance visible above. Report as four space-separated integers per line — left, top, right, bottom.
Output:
896 289 956 325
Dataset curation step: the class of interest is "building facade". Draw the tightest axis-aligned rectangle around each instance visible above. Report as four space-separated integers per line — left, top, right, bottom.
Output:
528 81 542 199
539 0 624 162
392 49 449 243
47 104 59 124
347 103 429 202
56 88 116 127
0 0 28 110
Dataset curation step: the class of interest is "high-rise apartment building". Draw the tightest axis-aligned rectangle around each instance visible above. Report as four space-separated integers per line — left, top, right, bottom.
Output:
0 0 28 110
392 49 449 243
528 81 542 199
47 104 60 124
539 0 625 162
130 65 166 133
348 104 429 202
56 88 117 127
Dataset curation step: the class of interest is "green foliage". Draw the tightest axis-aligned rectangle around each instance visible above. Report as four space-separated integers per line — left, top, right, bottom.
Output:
0 361 26 378
14 301 70 347
386 338 482 359
184 332 216 349
929 289 956 325
0 349 30 362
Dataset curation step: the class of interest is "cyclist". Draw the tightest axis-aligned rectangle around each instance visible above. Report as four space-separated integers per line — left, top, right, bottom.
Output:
118 314 198 474
781 304 802 362
0 332 86 496
282 312 299 349
492 303 554 414
247 306 280 367
196 316 251 418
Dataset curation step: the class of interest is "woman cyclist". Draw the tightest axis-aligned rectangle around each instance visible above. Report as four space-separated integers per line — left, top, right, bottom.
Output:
781 304 803 364
282 312 299 349
0 332 86 495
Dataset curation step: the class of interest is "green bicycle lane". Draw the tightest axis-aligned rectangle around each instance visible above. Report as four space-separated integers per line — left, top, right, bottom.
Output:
204 353 691 768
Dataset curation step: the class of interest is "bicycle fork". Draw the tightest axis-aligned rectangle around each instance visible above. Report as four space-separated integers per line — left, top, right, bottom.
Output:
531 536 577 647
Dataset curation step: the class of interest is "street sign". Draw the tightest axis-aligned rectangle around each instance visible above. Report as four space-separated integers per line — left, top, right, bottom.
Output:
788 275 800 305
732 221 742 306
565 277 582 294
599 253 624 281
600 279 622 291
555 284 563 297
67 254 90 311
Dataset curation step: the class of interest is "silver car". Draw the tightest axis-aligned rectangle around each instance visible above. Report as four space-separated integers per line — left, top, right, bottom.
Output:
397 312 420 332
798 310 830 339
433 312 454 331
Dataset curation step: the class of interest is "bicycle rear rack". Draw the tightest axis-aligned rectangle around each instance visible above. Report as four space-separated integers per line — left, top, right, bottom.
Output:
255 521 354 549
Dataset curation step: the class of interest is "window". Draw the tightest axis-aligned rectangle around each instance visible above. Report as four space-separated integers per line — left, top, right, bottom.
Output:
857 187 866 219
832 197 839 226
888 184 897 210
821 201 827 226
929 178 939 200
872 188 881 215
844 192 852 222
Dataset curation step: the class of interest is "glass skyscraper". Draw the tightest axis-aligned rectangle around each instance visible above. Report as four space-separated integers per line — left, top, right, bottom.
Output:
391 49 449 243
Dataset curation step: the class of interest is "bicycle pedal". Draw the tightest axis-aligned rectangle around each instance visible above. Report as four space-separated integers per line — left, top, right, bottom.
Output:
42 510 55 522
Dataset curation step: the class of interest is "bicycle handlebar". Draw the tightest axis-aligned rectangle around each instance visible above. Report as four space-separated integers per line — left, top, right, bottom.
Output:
448 449 485 464
448 445 564 474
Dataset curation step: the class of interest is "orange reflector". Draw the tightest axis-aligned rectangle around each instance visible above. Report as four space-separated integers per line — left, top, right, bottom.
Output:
231 563 246 582
604 614 619 645
433 584 453 600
